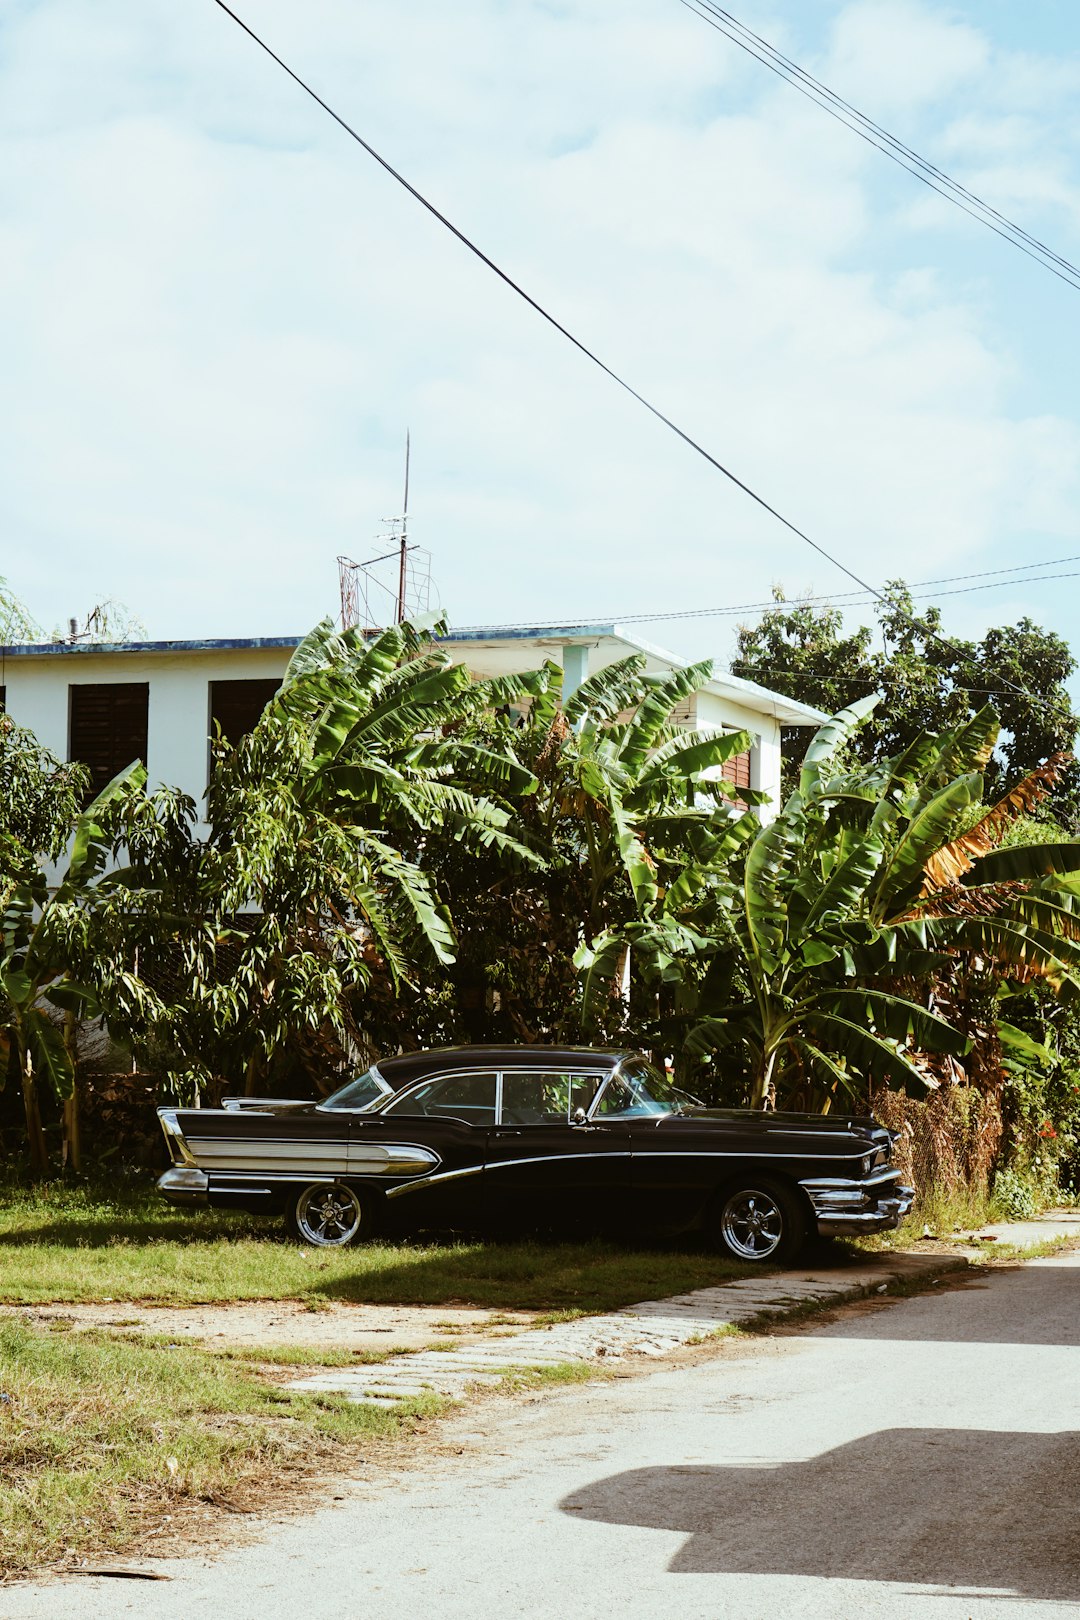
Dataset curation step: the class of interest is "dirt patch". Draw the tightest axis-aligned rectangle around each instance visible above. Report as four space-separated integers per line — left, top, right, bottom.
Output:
0 1299 539 1352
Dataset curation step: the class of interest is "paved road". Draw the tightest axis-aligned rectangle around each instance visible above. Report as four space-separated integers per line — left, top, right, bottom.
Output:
5 1254 1079 1620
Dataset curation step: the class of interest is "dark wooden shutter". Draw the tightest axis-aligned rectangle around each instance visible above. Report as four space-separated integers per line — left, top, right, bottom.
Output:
69 683 149 799
209 679 281 747
727 750 752 792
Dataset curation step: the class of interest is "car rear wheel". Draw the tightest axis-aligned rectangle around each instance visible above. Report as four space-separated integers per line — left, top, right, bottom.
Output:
711 1178 805 1264
285 1183 372 1248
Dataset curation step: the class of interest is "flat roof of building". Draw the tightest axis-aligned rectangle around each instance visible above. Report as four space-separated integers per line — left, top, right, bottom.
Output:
0 623 829 725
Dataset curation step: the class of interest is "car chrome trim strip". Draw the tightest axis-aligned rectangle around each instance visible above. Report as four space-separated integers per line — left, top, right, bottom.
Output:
350 1144 441 1175
633 1148 872 1162
385 1163 486 1198
184 1139 440 1178
799 1169 902 1192
487 1151 631 1171
157 1110 197 1168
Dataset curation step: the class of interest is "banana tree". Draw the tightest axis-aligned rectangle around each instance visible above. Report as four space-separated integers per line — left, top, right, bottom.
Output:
675 697 1080 1109
95 617 551 1095
0 765 143 1172
518 653 758 1044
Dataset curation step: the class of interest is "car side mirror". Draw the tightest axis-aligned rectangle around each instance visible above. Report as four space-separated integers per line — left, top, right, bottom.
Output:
571 1106 588 1126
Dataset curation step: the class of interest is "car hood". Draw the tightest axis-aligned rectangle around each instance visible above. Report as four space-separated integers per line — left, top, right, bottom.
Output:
667 1108 883 1139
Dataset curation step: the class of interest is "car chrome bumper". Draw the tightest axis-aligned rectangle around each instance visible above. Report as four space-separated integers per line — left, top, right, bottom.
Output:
799 1170 915 1235
157 1166 209 1205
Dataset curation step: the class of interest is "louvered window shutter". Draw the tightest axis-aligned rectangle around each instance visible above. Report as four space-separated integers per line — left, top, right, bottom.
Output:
208 679 282 747
69 683 149 799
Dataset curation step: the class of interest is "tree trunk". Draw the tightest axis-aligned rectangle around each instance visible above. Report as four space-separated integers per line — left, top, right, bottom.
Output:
21 1051 49 1178
244 1051 261 1098
62 1092 81 1173
62 1008 81 1173
751 1046 777 1111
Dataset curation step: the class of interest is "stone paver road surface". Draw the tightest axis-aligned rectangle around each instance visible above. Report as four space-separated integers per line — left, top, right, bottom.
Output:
4 1247 1079 1620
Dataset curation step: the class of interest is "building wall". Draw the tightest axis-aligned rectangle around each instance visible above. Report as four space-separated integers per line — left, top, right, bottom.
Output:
2 645 292 815
2 635 798 824
695 690 783 819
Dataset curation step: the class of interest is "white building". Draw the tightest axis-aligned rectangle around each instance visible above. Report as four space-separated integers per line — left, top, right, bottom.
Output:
0 623 826 820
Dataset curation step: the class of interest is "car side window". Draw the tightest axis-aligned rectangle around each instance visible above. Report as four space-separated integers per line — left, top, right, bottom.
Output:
592 1076 637 1116
499 1072 606 1125
384 1072 498 1126
593 1071 669 1117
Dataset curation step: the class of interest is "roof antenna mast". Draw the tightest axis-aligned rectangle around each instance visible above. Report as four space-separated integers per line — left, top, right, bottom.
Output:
338 433 434 632
396 430 411 624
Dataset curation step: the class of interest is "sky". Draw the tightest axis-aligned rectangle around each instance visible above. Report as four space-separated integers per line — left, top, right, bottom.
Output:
3 0 1080 689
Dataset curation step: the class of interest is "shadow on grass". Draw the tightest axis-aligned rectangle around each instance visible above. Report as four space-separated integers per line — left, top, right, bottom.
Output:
1 1190 770 1311
0 1178 884 1312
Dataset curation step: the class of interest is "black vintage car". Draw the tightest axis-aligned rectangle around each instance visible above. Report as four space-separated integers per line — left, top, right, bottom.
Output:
156 1045 913 1262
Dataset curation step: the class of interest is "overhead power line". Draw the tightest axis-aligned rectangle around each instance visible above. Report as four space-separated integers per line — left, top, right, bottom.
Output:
454 557 1080 632
208 0 1062 722
677 0 1080 294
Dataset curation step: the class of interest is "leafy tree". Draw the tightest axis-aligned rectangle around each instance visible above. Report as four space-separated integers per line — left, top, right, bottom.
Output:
579 697 1080 1110
0 575 40 645
731 582 1079 823
0 767 134 1174
0 715 88 886
349 652 754 1057
89 617 544 1096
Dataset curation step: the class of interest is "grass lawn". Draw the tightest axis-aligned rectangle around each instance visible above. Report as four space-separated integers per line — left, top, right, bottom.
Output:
0 1176 757 1580
0 1178 757 1313
0 1314 442 1580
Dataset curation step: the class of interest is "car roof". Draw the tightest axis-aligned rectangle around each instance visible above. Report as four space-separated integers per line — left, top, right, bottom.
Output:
374 1044 632 1088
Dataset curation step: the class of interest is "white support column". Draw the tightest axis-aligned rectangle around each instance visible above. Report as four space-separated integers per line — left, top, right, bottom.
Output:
753 722 784 824
146 665 213 824
561 643 589 703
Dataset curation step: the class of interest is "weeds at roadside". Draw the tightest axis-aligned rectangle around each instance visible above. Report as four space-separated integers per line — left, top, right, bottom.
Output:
0 1318 446 1581
490 1360 607 1395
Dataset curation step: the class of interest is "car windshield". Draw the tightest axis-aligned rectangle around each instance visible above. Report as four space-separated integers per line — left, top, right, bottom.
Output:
319 1069 389 1112
595 1060 698 1117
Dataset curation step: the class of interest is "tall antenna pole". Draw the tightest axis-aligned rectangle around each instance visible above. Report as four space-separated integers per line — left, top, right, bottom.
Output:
396 430 411 623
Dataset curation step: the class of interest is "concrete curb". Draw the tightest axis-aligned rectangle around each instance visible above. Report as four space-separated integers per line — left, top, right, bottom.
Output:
287 1211 1080 1407
285 1251 963 1407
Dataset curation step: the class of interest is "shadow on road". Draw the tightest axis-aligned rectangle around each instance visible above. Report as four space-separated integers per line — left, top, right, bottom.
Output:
560 1428 1080 1598
811 1258 1080 1346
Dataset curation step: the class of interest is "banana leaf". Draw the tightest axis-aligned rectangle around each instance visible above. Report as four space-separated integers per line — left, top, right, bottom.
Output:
962 842 1080 886
815 988 969 1055
564 656 647 727
872 772 981 919
618 661 714 773
801 832 884 937
743 799 803 974
24 1007 75 1102
800 1011 936 1093
799 694 879 800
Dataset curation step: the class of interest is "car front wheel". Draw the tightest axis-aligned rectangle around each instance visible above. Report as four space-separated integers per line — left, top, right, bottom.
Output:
285 1182 372 1248
711 1178 805 1264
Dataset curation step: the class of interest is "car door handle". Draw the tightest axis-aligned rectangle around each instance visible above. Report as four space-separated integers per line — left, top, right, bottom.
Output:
492 1129 523 1138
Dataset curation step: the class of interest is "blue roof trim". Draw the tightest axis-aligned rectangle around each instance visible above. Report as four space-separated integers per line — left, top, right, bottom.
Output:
0 637 303 657
438 624 616 643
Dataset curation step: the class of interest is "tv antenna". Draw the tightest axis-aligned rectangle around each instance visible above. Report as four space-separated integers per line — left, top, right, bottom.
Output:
337 433 436 631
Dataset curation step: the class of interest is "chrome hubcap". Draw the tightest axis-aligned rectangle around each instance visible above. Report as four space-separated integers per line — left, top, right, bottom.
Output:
295 1185 362 1246
721 1189 783 1260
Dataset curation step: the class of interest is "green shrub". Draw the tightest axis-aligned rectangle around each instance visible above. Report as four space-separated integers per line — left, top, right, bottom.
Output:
991 1168 1039 1221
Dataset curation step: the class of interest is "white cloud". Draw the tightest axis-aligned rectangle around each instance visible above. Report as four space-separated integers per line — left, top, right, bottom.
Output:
0 0 1079 693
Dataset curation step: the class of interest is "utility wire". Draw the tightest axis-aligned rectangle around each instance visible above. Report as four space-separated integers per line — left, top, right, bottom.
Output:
208 0 1060 720
454 562 1080 632
678 0 1080 294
